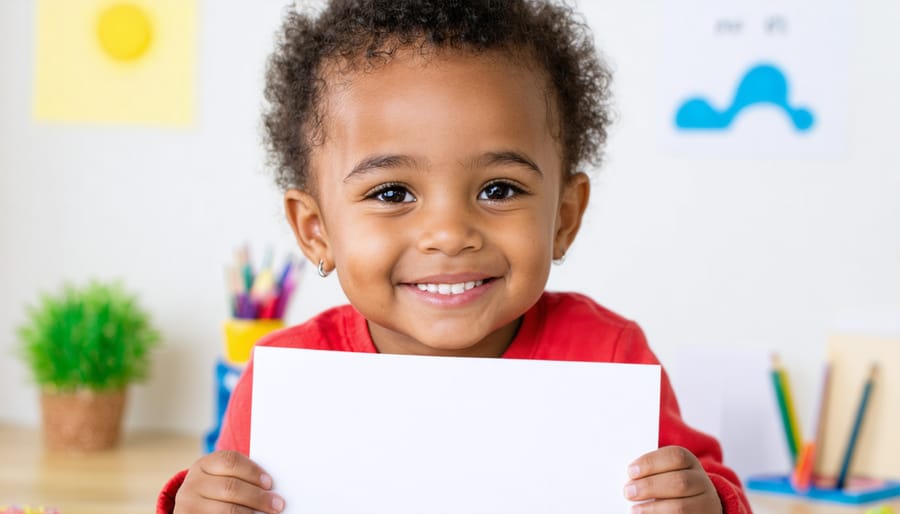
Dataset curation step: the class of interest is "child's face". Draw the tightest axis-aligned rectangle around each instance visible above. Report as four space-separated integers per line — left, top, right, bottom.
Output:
287 50 589 357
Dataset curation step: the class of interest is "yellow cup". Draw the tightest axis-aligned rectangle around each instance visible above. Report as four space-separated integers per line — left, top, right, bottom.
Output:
222 318 285 365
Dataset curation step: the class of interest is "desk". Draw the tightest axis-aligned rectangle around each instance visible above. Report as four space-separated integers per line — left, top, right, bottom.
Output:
0 424 200 514
1 424 897 513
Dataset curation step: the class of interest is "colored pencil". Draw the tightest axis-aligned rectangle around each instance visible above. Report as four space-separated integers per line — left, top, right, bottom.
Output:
835 364 878 490
250 268 275 299
240 245 254 292
811 362 832 480
791 363 831 491
791 443 815 491
780 364 804 456
771 354 800 465
276 257 294 289
228 246 300 320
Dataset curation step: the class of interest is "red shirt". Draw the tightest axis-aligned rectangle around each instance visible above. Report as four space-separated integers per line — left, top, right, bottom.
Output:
158 291 750 513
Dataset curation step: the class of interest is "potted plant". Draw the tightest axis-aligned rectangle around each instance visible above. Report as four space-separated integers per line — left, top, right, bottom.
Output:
17 280 160 451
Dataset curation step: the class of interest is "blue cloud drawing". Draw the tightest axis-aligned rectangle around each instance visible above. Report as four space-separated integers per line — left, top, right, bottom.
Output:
674 63 815 132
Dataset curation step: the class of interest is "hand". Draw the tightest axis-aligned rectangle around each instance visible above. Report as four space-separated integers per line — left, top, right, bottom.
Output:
623 445 722 514
174 450 285 514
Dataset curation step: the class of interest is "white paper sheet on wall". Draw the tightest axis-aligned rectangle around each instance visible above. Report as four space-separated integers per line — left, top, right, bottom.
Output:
250 347 661 514
658 0 851 157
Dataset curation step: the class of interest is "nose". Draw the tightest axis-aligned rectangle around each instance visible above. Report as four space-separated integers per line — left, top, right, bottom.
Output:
416 199 483 256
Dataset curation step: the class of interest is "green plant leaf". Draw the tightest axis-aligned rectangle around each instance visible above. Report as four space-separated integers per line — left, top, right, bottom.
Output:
16 280 161 392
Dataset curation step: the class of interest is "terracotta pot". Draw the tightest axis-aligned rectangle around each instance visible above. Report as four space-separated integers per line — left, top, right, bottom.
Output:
40 389 126 451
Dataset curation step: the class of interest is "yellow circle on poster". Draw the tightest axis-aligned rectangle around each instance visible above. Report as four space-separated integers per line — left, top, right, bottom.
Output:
96 3 153 61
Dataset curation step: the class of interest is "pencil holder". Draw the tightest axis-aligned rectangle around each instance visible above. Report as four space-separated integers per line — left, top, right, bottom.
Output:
222 318 284 365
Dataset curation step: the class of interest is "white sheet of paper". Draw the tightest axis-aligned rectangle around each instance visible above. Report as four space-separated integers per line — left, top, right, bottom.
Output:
250 347 660 514
655 0 851 157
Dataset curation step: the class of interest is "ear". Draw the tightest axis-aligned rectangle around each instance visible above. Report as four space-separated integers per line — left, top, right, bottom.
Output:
553 172 590 260
284 189 333 272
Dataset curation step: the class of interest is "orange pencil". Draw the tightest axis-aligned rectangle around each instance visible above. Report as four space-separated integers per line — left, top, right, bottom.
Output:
791 442 815 491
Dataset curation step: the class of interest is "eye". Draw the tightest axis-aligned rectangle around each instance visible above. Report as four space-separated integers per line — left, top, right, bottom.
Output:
478 181 525 201
367 184 416 203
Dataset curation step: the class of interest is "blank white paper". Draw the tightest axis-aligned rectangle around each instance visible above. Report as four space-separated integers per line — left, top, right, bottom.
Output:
250 347 660 514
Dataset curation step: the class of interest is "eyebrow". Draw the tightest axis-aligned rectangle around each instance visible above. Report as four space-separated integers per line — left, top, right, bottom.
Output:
344 154 419 182
476 151 544 178
343 150 544 182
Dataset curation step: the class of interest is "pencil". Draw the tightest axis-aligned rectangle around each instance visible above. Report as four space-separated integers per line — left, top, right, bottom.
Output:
240 244 254 292
276 257 294 290
792 442 815 491
791 362 831 491
780 364 804 456
835 364 877 490
771 354 799 465
811 362 832 480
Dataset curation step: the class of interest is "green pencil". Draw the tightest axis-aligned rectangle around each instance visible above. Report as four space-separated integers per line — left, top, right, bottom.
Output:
771 354 798 465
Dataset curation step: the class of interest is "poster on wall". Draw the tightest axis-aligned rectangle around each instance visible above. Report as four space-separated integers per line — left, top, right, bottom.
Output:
33 0 197 126
658 0 851 157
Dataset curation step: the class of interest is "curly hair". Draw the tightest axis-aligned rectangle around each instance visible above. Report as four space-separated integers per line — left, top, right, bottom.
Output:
263 0 612 192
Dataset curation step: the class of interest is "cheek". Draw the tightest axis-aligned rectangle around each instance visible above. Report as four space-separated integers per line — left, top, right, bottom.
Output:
492 210 555 266
530 202 559 265
331 214 406 275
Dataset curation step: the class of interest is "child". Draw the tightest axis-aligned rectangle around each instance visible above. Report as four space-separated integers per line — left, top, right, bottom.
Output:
159 1 751 512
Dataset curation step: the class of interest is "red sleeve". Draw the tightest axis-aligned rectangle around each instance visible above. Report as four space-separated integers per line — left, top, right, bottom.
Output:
156 469 187 514
614 323 751 514
155 363 256 512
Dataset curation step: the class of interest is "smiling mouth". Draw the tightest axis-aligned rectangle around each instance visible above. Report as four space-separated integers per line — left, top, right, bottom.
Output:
412 278 493 295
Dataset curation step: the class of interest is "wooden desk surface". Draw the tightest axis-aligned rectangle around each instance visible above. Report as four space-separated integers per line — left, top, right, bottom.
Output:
0 424 200 514
1 424 897 513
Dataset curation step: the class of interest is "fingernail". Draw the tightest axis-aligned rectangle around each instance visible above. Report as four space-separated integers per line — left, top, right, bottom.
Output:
260 473 273 489
624 484 637 499
272 495 285 512
628 464 640 478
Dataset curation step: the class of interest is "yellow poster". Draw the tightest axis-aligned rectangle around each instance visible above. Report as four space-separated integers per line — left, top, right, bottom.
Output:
33 0 197 126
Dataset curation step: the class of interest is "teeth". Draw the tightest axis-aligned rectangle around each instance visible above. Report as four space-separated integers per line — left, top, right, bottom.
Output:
415 280 484 295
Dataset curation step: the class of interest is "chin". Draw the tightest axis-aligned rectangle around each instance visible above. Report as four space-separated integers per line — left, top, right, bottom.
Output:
414 334 487 355
426 336 515 358
421 338 481 352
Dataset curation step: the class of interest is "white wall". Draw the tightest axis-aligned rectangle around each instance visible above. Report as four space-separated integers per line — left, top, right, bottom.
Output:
1 0 897 442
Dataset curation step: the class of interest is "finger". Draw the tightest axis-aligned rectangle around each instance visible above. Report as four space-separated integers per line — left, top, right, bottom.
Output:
175 496 260 514
624 469 708 502
629 494 719 514
201 450 273 489
195 473 285 514
628 446 696 480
